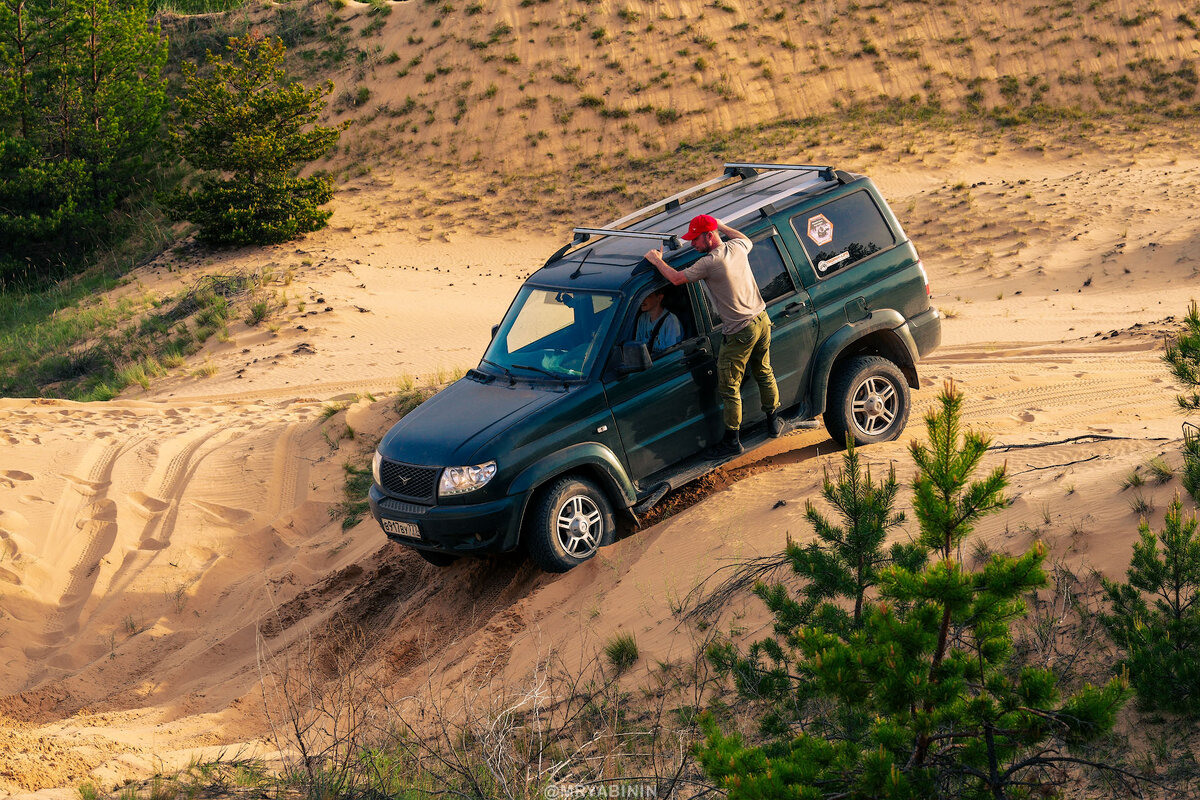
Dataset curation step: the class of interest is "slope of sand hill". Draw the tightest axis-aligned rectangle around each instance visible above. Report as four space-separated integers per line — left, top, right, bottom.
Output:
2 142 1198 796
5 0 1200 787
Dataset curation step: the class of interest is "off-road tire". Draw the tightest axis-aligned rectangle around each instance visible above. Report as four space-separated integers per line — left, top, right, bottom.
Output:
824 355 910 448
527 476 616 573
418 550 459 567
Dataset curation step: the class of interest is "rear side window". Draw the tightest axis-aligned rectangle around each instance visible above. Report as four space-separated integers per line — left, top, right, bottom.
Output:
700 234 797 325
791 191 896 278
748 235 797 303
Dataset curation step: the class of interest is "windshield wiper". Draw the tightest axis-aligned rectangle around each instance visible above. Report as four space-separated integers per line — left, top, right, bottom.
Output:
481 358 517 385
510 362 561 379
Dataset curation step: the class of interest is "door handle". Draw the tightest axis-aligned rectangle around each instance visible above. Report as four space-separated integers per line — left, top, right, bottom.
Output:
782 300 807 317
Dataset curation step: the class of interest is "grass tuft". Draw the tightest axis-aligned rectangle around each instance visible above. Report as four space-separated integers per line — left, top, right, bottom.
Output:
603 631 638 674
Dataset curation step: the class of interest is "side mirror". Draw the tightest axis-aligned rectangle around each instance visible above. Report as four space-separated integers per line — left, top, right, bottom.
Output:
491 324 500 339
616 342 652 375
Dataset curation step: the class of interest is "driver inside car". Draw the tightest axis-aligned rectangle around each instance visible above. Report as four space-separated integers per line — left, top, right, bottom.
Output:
634 288 683 356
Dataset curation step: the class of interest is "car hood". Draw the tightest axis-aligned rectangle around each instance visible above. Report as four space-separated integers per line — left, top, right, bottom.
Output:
378 376 563 466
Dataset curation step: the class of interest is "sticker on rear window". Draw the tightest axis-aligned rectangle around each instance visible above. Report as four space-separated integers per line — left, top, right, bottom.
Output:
806 214 833 246
817 251 850 273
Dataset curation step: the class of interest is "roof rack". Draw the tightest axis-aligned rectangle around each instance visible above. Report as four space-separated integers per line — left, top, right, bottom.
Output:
718 173 837 227
600 162 835 231
543 161 838 266
603 173 733 229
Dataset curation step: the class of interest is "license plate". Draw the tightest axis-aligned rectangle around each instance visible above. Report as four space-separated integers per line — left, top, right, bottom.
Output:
381 519 420 539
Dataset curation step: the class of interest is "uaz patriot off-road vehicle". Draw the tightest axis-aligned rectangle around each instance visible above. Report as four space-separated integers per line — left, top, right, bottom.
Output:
370 162 941 572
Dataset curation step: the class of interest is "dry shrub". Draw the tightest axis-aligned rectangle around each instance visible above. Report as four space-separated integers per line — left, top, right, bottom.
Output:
257 619 722 798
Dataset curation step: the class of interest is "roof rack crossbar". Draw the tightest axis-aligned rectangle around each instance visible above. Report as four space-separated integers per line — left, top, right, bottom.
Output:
724 162 835 182
572 227 684 251
603 174 733 229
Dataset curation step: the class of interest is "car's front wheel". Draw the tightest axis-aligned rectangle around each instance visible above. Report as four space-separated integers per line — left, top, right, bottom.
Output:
527 476 615 572
824 355 910 447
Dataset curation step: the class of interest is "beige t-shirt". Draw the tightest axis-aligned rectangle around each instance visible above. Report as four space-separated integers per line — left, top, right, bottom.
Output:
681 238 764 333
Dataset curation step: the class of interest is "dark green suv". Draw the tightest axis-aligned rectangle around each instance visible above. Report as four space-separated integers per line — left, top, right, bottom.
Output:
369 163 941 571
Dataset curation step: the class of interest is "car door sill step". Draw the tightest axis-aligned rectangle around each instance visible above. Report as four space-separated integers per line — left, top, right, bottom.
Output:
633 482 671 515
634 414 821 514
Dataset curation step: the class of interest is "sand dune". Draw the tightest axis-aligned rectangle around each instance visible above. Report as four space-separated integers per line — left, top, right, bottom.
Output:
3 130 1200 800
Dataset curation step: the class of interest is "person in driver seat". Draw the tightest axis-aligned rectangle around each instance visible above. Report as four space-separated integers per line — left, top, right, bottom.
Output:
634 288 683 355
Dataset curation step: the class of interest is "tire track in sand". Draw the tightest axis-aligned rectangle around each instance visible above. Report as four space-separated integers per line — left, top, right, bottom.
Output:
30 436 141 654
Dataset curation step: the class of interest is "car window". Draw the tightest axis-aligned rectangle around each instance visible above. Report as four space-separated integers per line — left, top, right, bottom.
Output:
698 234 796 327
748 235 797 303
484 288 617 379
629 284 695 357
791 190 896 278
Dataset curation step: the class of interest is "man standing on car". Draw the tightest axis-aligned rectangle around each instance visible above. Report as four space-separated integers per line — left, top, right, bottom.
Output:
644 214 783 458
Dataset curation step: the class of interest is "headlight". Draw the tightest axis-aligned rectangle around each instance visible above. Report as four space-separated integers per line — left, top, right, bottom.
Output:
438 461 497 496
372 451 382 485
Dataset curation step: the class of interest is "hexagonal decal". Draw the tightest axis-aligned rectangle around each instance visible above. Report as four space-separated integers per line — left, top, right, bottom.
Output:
806 213 833 246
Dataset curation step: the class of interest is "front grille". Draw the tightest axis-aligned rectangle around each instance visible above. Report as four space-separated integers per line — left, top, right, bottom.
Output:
379 459 439 502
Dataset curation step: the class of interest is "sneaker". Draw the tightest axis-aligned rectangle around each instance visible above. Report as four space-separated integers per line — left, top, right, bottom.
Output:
703 430 743 459
766 409 786 438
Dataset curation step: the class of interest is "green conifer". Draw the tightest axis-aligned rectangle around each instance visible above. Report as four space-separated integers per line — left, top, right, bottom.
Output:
168 33 347 245
1164 301 1200 500
700 383 1130 799
1101 493 1200 714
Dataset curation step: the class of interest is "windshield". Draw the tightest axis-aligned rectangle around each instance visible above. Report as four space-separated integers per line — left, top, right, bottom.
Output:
482 287 618 380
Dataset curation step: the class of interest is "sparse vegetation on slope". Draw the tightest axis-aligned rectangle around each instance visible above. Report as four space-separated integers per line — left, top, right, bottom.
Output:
701 385 1133 799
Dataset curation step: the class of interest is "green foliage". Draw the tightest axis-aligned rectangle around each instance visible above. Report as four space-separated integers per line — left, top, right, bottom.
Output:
700 384 1130 799
1101 493 1200 715
168 34 346 246
1165 302 1200 503
1184 424 1200 501
0 0 167 283
333 463 372 530
603 632 639 674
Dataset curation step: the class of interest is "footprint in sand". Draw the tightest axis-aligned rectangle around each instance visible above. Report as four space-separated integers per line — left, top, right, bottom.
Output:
1016 411 1035 423
0 509 30 531
190 500 254 526
0 565 21 585
128 491 171 518
0 531 20 559
61 474 110 496
18 494 51 506
82 499 118 522
2 470 34 482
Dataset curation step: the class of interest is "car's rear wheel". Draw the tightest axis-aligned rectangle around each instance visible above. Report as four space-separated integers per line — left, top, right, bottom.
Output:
824 355 910 447
527 476 615 573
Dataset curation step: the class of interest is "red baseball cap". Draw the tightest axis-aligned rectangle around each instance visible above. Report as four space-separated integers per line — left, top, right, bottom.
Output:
682 214 718 241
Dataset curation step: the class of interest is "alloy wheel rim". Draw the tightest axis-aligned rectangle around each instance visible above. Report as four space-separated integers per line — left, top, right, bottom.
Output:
556 494 603 557
851 376 898 436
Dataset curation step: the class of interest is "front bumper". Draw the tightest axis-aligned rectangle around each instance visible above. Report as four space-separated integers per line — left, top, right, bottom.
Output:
368 484 524 555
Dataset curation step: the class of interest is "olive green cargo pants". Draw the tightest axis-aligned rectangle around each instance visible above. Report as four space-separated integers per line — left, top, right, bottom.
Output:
717 311 779 430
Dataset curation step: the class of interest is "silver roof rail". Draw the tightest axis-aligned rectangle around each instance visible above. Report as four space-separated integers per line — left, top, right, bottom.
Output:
603 173 734 229
572 227 684 251
718 174 837 227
